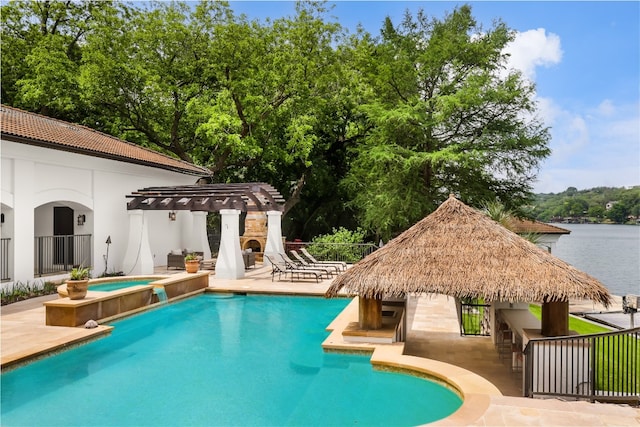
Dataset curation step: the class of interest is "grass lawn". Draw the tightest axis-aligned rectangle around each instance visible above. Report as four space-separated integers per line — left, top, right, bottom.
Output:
460 299 489 335
528 304 610 334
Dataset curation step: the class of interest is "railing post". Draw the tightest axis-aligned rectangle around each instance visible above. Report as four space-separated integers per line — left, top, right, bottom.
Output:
524 342 533 397
0 238 10 281
37 236 43 276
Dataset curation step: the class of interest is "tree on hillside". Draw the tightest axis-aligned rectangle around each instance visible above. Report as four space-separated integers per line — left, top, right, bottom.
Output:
341 6 551 240
532 186 639 223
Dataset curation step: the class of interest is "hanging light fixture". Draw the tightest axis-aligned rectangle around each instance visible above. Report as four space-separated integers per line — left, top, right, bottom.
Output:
169 211 176 221
77 214 86 226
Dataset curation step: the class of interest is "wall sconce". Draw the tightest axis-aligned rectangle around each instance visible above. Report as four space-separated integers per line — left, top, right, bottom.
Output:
168 211 176 221
77 214 86 226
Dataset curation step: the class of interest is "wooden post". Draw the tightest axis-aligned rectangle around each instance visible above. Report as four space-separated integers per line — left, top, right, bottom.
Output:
359 296 382 329
541 299 569 336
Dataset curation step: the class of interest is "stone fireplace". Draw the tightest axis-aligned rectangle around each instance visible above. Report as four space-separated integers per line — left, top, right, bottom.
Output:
240 212 267 262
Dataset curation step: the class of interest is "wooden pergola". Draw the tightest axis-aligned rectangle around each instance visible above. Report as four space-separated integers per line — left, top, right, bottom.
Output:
126 182 285 213
123 182 286 279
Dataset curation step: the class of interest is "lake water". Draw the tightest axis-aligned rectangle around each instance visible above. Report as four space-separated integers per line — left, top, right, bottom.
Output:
551 224 640 297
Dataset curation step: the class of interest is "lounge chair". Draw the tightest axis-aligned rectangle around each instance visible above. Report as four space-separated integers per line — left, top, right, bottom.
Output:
300 248 347 271
290 250 340 275
264 254 321 283
278 253 333 279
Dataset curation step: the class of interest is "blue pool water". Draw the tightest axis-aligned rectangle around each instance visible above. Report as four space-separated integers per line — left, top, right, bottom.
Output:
89 279 154 292
1 295 462 426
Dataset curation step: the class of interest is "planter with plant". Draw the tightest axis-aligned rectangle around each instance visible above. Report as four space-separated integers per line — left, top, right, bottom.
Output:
66 266 90 300
184 253 200 273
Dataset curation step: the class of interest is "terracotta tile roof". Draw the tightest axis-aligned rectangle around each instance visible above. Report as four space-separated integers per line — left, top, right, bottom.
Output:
507 218 571 234
0 105 210 176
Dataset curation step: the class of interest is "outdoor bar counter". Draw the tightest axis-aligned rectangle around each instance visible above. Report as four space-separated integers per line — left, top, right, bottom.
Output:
499 309 541 341
497 308 541 372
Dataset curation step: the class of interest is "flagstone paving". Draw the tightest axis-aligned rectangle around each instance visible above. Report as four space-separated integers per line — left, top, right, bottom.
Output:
2 265 638 425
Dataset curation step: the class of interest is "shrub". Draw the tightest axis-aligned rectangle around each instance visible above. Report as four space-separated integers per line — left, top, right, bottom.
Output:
69 266 90 280
307 227 368 263
1 281 58 305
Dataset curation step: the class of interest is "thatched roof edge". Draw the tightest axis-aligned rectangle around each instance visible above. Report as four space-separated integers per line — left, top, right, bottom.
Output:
325 196 611 307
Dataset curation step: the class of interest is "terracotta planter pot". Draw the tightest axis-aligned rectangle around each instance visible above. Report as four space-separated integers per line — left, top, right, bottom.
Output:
66 279 89 300
185 260 199 273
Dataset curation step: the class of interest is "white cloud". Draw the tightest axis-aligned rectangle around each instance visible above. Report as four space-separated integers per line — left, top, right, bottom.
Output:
504 28 563 80
534 99 640 193
597 99 615 117
501 29 639 194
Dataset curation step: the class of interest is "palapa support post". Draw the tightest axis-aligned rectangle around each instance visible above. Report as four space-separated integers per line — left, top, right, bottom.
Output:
359 296 382 330
541 298 569 336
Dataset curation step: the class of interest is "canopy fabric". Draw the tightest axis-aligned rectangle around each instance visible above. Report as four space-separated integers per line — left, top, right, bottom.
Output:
325 195 611 307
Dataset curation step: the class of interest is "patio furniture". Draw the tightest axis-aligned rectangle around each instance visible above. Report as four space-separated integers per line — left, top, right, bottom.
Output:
290 250 339 275
200 258 216 270
264 254 321 283
278 253 332 279
167 250 204 269
243 252 256 269
300 248 347 271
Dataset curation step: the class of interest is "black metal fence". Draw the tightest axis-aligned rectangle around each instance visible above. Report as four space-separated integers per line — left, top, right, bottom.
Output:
34 234 92 277
0 238 10 281
458 298 491 336
284 241 379 263
524 327 640 404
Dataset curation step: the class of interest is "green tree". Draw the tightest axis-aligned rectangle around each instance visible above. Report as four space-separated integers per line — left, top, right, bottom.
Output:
191 1 347 217
564 197 589 217
342 6 550 240
1 0 119 121
587 205 606 219
307 226 367 262
606 202 628 223
80 0 229 162
531 186 639 224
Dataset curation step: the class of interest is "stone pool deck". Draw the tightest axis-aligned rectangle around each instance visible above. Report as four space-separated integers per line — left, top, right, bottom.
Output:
2 265 639 426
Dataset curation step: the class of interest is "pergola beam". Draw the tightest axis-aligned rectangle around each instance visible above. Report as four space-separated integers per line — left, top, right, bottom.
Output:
125 182 285 213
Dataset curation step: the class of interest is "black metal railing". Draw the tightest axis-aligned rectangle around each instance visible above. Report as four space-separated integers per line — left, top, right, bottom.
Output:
524 327 640 404
284 241 379 263
34 234 92 276
0 238 10 281
458 298 491 336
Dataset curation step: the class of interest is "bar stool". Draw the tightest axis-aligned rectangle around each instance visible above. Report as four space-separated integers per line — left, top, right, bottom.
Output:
496 321 512 363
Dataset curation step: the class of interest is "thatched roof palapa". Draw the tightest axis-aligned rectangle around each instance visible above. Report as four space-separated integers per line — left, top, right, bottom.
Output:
326 195 611 307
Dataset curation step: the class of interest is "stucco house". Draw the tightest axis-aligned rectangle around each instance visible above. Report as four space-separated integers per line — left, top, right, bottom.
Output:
0 104 212 287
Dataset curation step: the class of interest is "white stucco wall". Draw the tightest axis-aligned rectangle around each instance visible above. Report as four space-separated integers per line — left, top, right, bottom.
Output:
0 140 207 285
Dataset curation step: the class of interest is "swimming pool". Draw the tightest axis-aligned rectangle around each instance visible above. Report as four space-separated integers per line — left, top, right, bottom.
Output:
1 295 462 426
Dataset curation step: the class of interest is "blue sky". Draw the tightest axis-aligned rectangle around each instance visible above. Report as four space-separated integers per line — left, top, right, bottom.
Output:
229 1 639 194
